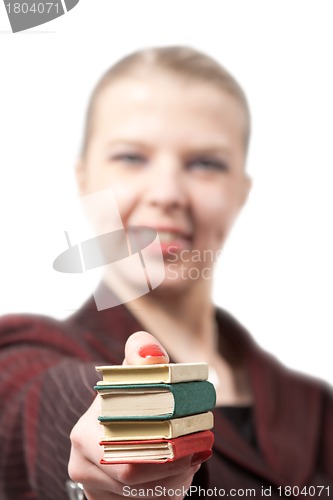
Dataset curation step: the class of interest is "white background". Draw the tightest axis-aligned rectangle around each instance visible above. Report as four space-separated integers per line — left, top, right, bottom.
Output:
0 1 332 385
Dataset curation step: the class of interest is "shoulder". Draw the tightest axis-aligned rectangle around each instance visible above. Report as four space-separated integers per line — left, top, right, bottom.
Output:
0 312 90 358
217 307 333 481
0 297 138 363
215 305 332 397
0 312 64 339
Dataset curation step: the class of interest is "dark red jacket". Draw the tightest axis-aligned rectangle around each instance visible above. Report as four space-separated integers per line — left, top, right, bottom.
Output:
0 295 332 499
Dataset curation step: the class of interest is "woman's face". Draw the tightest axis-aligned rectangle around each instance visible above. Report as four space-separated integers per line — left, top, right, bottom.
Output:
78 72 250 293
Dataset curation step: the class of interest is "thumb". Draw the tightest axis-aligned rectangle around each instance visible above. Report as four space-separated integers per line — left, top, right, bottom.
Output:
123 331 169 366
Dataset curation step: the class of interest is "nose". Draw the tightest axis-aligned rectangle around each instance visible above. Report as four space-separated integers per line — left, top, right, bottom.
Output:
143 155 188 212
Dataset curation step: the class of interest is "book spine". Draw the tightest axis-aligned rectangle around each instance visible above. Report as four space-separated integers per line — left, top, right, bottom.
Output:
170 381 216 418
171 430 214 460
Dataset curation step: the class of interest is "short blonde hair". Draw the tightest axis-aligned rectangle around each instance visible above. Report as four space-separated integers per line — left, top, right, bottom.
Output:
81 46 251 156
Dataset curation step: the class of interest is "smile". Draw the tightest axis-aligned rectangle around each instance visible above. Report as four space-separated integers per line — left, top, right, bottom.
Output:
157 231 188 243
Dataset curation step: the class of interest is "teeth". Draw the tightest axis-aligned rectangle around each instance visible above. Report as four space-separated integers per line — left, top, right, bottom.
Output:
158 231 180 242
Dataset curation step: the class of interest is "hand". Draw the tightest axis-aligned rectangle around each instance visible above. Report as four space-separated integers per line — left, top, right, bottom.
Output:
68 331 211 499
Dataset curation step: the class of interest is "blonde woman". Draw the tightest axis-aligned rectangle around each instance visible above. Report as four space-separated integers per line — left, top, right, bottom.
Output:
0 47 332 500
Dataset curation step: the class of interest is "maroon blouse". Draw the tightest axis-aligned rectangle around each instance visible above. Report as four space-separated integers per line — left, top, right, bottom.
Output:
0 293 332 499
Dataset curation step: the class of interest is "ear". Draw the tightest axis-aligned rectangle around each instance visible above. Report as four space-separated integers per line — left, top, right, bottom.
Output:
75 159 86 196
239 173 252 208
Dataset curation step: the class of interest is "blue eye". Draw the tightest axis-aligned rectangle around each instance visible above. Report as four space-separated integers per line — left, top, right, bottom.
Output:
113 153 146 165
188 157 229 172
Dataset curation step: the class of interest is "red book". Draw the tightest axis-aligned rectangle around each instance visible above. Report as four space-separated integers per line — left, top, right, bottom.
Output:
99 430 214 464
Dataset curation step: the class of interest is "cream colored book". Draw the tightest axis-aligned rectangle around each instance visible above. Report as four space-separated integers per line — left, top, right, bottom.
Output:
95 363 208 385
99 411 214 441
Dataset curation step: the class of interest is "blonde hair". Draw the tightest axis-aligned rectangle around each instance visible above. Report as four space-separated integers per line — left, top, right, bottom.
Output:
81 46 251 156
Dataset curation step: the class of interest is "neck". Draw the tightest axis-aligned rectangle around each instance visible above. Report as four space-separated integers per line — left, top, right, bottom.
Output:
126 280 217 361
101 278 253 405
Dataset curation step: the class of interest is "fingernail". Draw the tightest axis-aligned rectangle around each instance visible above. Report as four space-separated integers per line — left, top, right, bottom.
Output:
138 344 167 358
191 450 213 467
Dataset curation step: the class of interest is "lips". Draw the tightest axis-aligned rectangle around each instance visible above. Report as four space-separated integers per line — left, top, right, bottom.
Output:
128 227 191 256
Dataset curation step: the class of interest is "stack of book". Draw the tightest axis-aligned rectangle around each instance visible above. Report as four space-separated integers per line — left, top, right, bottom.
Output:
94 362 215 464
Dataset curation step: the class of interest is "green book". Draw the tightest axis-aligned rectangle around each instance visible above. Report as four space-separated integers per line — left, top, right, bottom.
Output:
95 381 216 421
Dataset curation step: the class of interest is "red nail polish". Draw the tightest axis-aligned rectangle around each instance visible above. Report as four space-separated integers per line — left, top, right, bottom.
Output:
191 450 213 467
139 344 166 358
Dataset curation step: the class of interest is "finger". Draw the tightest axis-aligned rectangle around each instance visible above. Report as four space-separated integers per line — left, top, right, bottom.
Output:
107 468 196 499
83 485 124 500
123 331 169 366
107 454 203 486
121 465 200 492
69 441 201 498
81 462 200 497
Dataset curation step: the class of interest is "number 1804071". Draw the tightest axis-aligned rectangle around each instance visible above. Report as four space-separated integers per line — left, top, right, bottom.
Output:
5 3 60 14
278 485 330 496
